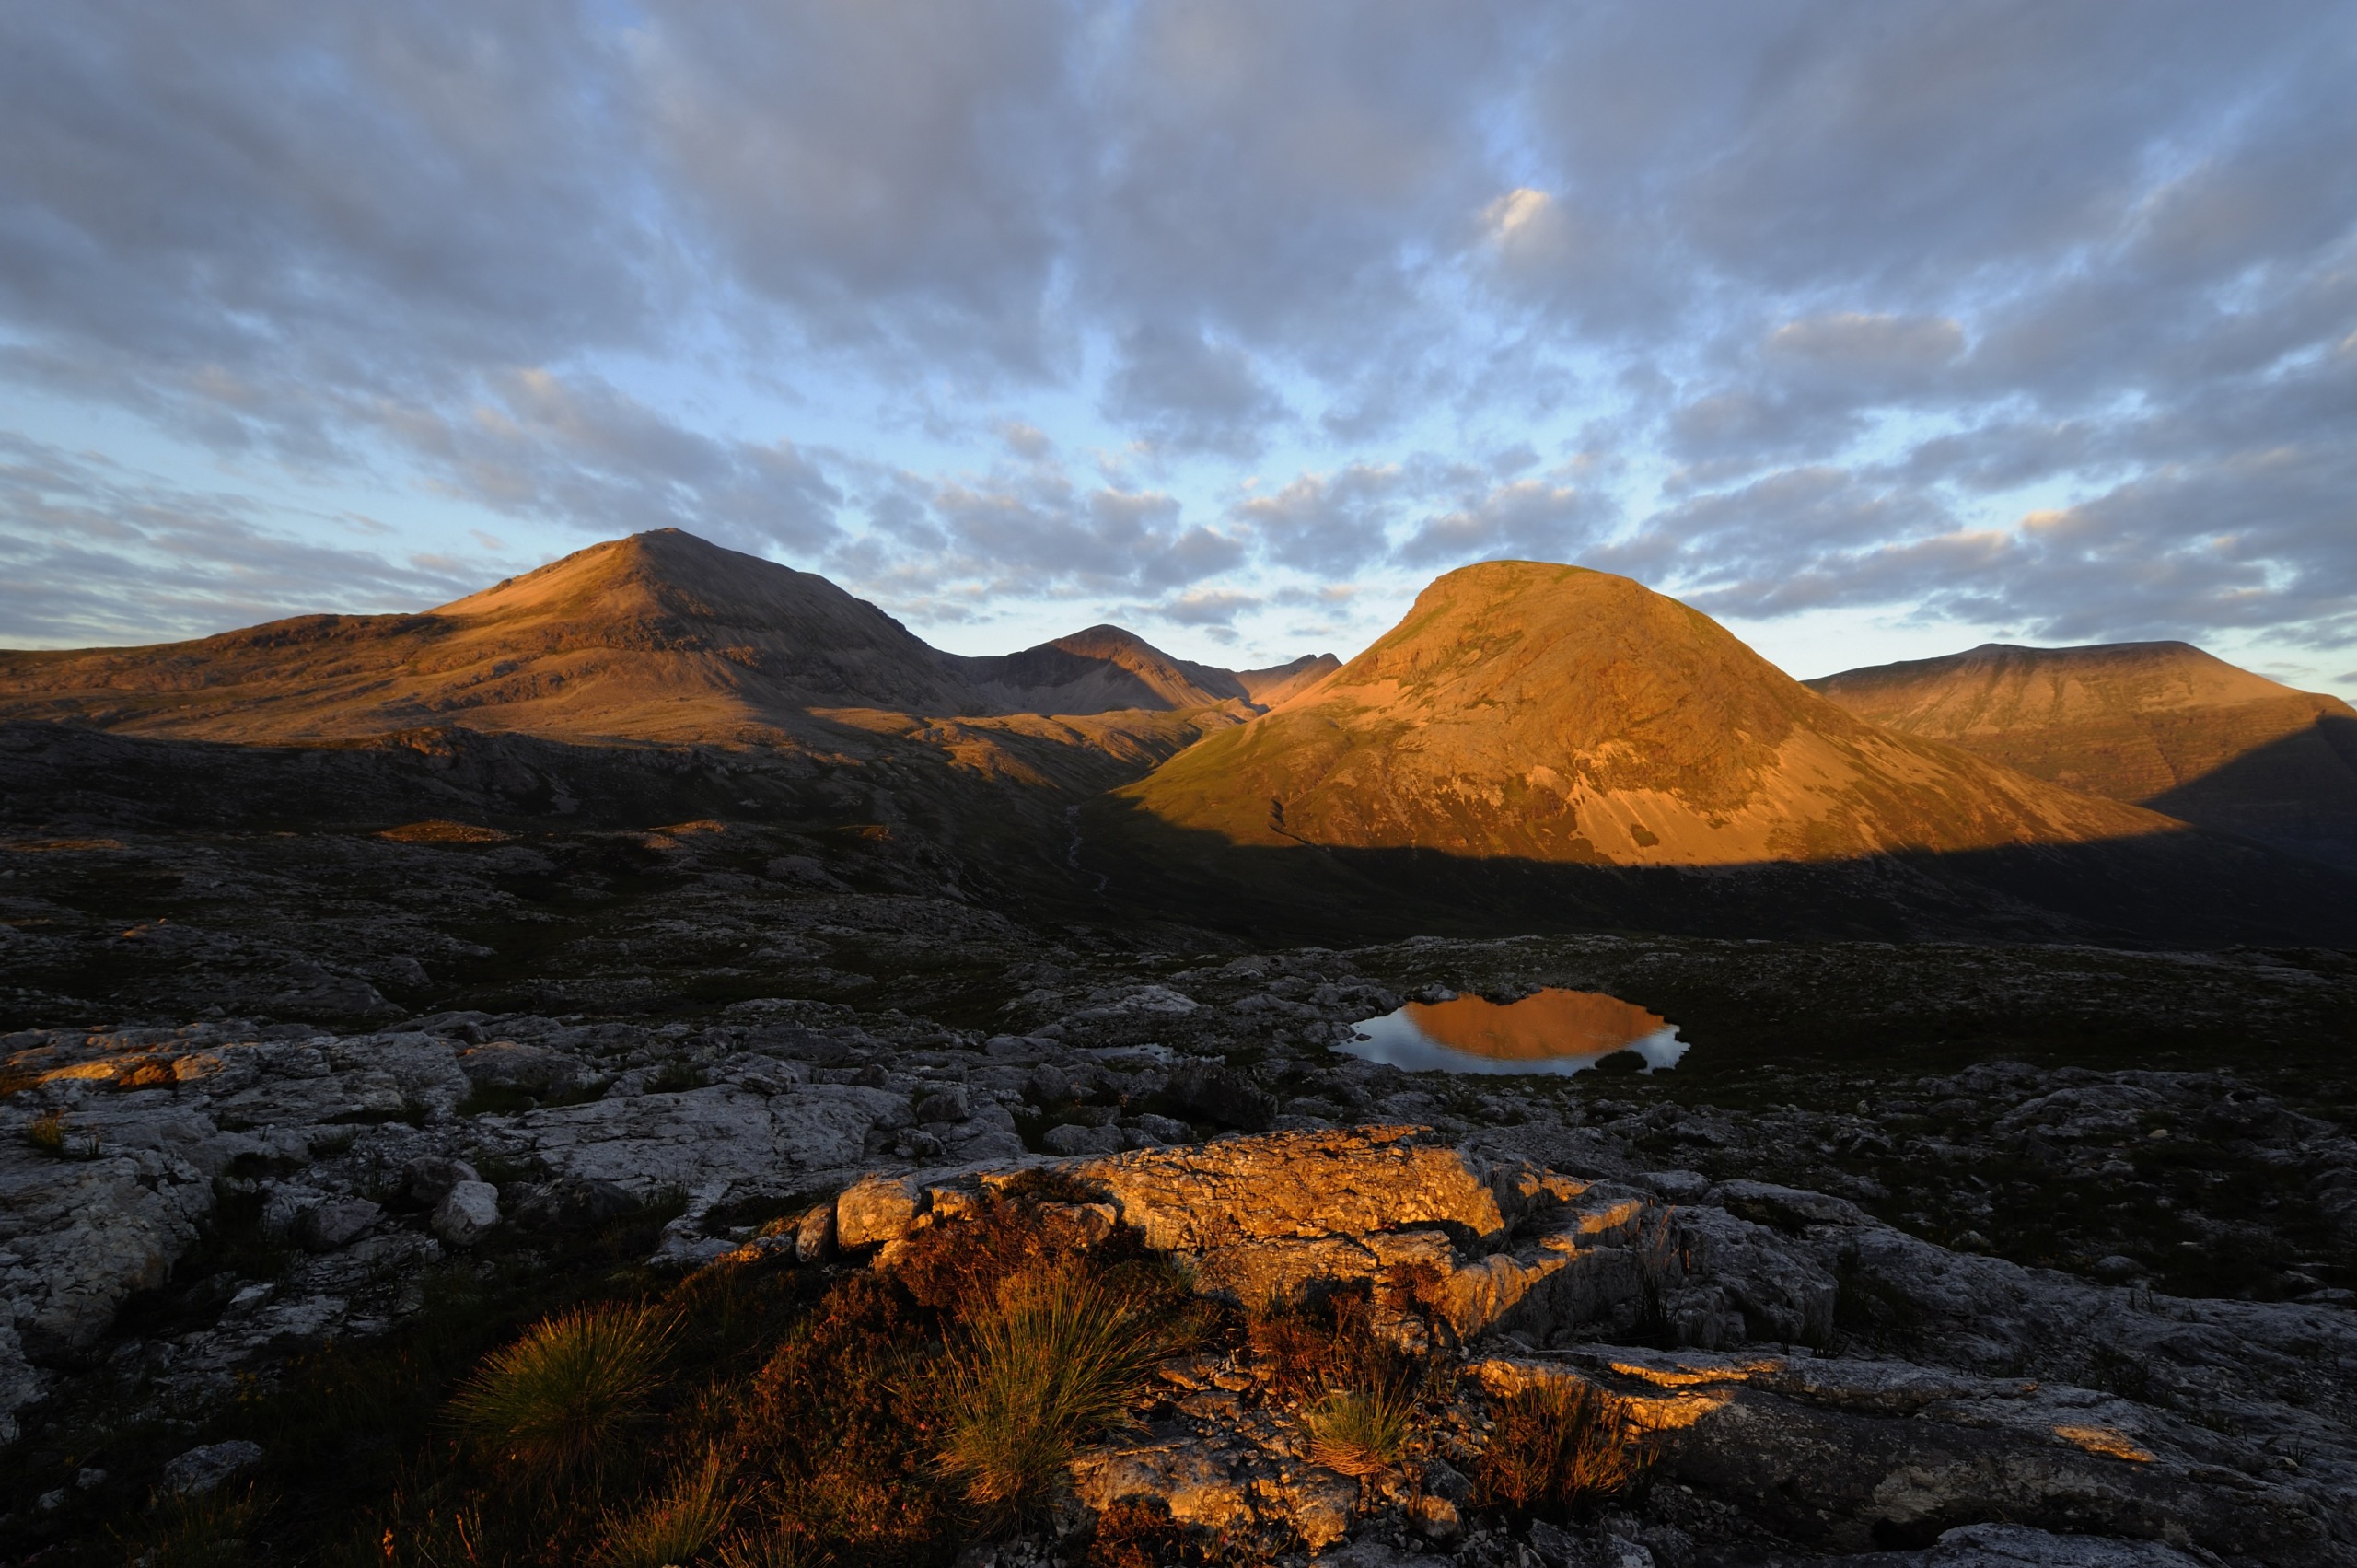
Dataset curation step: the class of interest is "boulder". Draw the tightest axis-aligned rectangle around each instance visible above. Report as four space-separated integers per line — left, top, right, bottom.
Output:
433 1181 500 1247
290 1198 382 1252
1070 1126 1516 1251
913 1086 970 1124
159 1439 263 1497
401 1155 480 1206
836 1173 923 1249
1163 1061 1278 1132
1041 1123 1127 1156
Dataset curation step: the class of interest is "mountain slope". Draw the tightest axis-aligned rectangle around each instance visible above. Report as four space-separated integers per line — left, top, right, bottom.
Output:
1120 562 2175 867
1809 642 2357 869
0 530 1324 741
962 624 1251 714
0 530 984 743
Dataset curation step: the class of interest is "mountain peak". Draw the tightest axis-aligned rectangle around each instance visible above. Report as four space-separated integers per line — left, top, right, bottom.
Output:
1119 559 2168 866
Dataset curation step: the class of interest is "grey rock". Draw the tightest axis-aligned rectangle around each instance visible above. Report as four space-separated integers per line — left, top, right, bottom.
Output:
1164 1060 1277 1132
794 1202 836 1263
433 1181 500 1247
401 1155 480 1206
1024 1063 1072 1104
290 1197 381 1253
457 1040 584 1094
160 1439 263 1496
913 1085 970 1123
1041 1122 1127 1156
508 1176 636 1233
1132 1112 1194 1144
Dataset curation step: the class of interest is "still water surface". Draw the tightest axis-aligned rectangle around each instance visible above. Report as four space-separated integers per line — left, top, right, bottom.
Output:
1338 988 1688 1076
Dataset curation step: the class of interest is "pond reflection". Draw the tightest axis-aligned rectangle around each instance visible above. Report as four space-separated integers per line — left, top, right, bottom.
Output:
1337 988 1688 1076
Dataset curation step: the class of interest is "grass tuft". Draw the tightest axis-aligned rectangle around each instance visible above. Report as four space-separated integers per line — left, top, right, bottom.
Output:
595 1446 734 1568
1474 1378 1648 1519
935 1259 1167 1521
25 1107 68 1155
449 1302 673 1482
1301 1385 1415 1477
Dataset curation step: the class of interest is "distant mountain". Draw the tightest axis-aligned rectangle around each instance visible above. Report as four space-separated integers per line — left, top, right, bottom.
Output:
961 627 1340 715
1810 642 2357 870
1094 562 2357 945
0 529 1323 743
1120 562 2173 865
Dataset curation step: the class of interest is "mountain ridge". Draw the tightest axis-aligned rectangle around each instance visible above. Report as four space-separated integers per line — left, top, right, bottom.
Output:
1810 639 2357 870
0 529 1327 744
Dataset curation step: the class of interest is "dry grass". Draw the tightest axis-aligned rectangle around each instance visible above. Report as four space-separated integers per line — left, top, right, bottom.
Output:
24 1107 67 1156
1300 1385 1415 1477
1474 1378 1649 1518
115 1485 270 1568
935 1259 1168 1519
449 1302 673 1482
595 1447 734 1568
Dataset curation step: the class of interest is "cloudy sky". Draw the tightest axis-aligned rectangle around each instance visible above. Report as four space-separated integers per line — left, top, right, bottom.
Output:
4 2 2354 694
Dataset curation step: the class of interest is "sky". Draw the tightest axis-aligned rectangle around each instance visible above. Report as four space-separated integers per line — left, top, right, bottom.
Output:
2 2 2354 695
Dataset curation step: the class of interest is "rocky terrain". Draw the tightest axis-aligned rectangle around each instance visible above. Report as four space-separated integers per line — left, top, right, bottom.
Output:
2 532 2354 1563
4 921 2354 1563
1811 642 2357 873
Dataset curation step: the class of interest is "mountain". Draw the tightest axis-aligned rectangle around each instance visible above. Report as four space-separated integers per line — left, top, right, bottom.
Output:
1094 562 2357 945
0 530 1319 743
1119 562 2174 865
1809 642 2357 870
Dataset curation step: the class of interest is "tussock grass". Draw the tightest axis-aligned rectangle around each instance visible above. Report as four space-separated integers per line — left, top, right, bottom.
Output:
935 1259 1167 1519
450 1302 673 1481
1301 1384 1415 1477
1474 1378 1649 1518
596 1447 734 1568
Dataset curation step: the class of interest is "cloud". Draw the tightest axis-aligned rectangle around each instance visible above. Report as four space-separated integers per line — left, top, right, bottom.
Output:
0 432 483 645
0 0 2351 679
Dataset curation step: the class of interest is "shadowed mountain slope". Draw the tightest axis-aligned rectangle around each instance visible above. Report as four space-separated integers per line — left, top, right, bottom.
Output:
1120 562 2175 866
1810 642 2357 870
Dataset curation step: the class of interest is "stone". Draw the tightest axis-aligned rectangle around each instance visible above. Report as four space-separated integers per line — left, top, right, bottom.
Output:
433 1181 500 1247
159 1439 263 1496
1070 1126 1513 1252
1132 1112 1194 1144
1041 1122 1126 1156
509 1176 636 1232
913 1085 970 1124
836 1173 923 1249
1024 1063 1072 1104
1164 1061 1278 1132
402 1155 480 1206
290 1197 381 1252
794 1201 837 1262
456 1040 584 1094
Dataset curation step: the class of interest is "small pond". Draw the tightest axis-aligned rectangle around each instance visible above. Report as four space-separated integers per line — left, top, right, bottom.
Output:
1336 987 1688 1076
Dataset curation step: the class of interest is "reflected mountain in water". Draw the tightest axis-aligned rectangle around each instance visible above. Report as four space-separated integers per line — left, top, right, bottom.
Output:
1339 987 1689 1076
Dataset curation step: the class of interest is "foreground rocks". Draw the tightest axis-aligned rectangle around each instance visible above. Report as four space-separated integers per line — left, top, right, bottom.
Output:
3 945 2354 1563
814 1128 2355 1565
